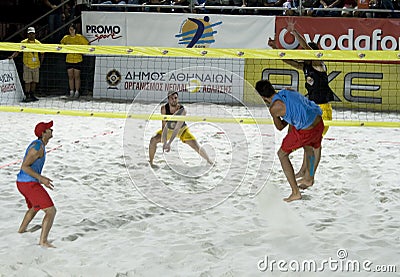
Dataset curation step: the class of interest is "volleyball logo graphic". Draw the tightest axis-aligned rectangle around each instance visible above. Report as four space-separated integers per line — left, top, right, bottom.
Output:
106 69 121 89
187 78 202 93
175 16 222 48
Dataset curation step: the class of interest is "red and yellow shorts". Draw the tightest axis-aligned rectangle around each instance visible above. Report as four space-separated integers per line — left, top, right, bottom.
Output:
319 103 332 137
281 120 325 153
16 181 54 211
156 127 196 142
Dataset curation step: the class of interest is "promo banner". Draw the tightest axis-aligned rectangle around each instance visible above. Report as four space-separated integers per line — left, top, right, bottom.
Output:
93 56 245 103
274 16 400 50
82 11 275 48
0 59 24 104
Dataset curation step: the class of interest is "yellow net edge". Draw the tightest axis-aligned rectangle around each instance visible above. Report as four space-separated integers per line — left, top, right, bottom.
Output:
0 106 398 128
1 42 400 61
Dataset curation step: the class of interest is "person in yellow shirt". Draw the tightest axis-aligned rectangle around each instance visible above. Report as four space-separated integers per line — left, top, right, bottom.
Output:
60 24 89 98
9 27 44 102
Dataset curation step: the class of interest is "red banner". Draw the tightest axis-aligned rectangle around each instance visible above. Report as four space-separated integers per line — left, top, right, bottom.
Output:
275 16 400 50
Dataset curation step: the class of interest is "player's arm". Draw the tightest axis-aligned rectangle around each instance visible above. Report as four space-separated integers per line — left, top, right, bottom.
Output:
286 22 310 50
8 51 19 59
283 59 303 70
167 107 186 145
269 101 288 131
161 105 167 143
268 37 303 70
286 24 325 69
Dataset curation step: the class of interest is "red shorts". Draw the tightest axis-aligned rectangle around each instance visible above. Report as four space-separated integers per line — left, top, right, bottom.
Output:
281 120 324 153
16 182 54 211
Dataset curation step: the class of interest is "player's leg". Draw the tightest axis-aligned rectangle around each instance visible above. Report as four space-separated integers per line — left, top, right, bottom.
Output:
298 145 315 189
22 66 32 101
17 182 38 232
29 68 39 101
18 208 38 233
313 146 322 176
149 132 162 165
74 68 81 98
185 139 213 165
295 150 307 179
67 67 75 96
39 206 56 248
277 148 301 202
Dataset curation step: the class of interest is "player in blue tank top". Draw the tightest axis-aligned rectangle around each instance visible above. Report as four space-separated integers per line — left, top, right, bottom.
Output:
268 21 334 183
16 120 57 248
17 139 46 182
271 89 322 130
255 80 325 202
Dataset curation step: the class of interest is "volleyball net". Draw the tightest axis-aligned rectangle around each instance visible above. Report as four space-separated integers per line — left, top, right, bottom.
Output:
0 42 399 127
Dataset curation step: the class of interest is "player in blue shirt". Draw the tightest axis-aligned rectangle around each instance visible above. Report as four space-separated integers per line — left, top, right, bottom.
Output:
255 80 324 202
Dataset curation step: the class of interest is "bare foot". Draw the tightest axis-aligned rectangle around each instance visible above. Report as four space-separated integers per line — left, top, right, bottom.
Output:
207 159 215 166
284 192 302 202
298 178 314 190
295 169 305 179
149 161 159 169
39 241 56 248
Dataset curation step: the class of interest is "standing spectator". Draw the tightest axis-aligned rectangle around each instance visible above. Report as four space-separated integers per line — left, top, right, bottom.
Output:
341 0 357 16
100 0 127 11
74 0 89 31
262 0 287 15
315 0 343 16
42 0 63 43
9 27 44 103
16 120 56 248
282 0 297 15
60 23 89 98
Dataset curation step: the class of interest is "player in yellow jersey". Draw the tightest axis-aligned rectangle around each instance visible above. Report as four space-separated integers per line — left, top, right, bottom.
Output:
60 24 89 98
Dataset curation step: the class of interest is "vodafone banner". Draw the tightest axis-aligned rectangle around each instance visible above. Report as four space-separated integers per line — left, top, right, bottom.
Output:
82 11 275 48
274 16 400 50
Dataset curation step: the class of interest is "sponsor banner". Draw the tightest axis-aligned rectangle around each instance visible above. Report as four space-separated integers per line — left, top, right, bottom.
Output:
83 11 275 48
275 16 400 50
244 59 400 111
94 56 245 103
0 59 24 104
83 12 127 45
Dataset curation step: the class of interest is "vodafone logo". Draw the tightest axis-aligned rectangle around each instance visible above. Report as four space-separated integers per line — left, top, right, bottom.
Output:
278 28 400 50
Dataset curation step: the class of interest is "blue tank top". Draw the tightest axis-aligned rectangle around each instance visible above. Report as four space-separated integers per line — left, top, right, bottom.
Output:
271 89 322 130
17 140 46 183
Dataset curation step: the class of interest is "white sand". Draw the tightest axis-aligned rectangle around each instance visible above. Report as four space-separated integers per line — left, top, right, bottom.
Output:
0 100 399 276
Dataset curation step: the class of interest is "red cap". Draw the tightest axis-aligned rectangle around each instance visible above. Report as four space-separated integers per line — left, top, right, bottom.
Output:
34 121 53 137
